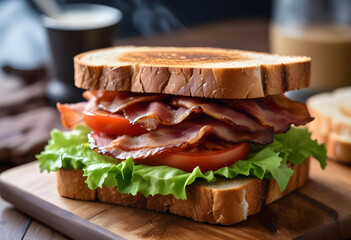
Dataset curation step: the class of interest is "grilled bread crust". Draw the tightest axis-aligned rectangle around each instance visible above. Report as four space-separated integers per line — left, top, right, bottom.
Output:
74 46 311 99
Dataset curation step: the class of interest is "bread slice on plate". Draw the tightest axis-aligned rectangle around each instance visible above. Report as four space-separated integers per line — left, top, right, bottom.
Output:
307 87 351 163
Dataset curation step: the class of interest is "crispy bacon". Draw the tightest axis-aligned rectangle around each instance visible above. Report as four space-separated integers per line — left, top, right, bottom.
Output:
94 91 312 134
171 97 268 132
225 94 313 133
89 118 273 159
123 101 202 130
89 132 238 160
97 91 168 113
123 96 270 133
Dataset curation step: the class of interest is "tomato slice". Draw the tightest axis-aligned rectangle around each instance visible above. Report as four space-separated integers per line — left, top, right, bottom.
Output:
57 102 86 129
134 142 250 172
83 110 148 136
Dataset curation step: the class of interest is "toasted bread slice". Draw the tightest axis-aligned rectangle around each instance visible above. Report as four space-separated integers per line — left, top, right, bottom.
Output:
307 87 351 163
56 159 309 225
74 46 310 99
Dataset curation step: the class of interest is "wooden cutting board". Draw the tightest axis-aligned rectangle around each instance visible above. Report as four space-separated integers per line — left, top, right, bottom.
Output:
0 160 350 240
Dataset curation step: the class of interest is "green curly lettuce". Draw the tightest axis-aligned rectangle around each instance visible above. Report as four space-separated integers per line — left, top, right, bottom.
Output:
36 125 326 200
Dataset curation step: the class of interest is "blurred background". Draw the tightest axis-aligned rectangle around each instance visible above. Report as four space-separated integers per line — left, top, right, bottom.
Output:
0 0 272 70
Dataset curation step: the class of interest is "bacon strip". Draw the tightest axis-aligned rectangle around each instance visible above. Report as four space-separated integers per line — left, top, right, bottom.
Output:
123 97 270 133
89 118 273 159
89 132 239 160
98 91 168 113
171 97 267 132
123 101 202 130
225 94 313 133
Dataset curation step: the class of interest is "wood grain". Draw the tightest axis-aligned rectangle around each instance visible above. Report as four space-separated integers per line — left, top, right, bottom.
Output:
0 159 350 240
23 220 68 240
0 199 30 240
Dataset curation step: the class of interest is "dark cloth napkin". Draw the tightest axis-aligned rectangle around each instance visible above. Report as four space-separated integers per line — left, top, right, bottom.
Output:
0 75 62 165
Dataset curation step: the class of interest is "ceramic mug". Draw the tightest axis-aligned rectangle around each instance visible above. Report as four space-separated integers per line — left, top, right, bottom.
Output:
43 3 122 103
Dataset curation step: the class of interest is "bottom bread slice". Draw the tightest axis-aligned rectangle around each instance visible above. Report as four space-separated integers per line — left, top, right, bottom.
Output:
56 159 309 225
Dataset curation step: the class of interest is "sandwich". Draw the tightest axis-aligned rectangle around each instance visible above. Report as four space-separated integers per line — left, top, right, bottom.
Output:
37 46 326 225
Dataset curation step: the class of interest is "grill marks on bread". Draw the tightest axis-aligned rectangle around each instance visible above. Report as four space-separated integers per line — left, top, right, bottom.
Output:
118 50 252 65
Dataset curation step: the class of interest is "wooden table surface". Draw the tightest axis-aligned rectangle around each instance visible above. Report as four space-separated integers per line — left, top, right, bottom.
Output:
0 18 339 239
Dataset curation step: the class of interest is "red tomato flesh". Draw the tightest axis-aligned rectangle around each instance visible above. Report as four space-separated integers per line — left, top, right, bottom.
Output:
83 110 148 136
134 142 250 172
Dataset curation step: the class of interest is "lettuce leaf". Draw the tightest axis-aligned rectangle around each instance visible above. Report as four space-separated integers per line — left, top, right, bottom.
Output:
36 125 326 200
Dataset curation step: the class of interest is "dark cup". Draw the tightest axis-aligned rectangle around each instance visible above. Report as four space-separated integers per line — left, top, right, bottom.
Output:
42 4 122 103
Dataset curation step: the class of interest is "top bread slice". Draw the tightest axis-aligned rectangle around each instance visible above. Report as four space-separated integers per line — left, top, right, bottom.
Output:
74 46 311 99
306 87 351 163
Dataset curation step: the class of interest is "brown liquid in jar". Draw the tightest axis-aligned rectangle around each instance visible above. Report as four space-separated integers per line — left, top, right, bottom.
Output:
270 23 351 90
